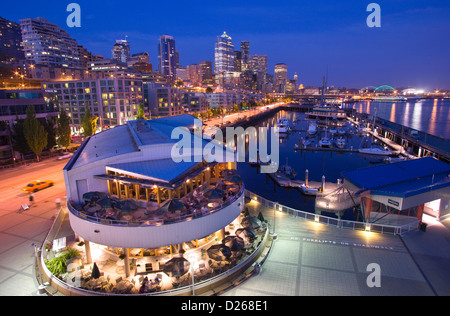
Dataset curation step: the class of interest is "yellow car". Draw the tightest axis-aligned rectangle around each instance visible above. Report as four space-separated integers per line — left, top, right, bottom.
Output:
22 180 54 193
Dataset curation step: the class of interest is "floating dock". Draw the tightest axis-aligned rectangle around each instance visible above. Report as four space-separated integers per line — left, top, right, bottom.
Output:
266 169 341 197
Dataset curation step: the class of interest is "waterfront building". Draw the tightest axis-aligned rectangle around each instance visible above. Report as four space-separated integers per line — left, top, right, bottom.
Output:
20 17 81 69
185 92 209 114
63 114 244 281
214 32 234 75
157 35 177 78
111 39 131 63
205 92 243 110
342 157 450 224
0 17 24 65
42 78 143 133
143 82 185 118
0 88 59 161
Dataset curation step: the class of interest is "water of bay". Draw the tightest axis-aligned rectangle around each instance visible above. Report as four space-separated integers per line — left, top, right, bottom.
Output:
343 99 450 140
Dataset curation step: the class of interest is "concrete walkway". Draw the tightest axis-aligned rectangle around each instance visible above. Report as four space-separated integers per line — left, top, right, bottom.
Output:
1 191 449 296
222 202 450 296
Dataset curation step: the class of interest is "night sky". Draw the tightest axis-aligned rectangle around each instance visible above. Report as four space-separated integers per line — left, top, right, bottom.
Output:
2 0 450 89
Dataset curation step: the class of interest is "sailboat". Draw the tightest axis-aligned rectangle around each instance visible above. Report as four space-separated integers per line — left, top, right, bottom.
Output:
335 137 346 149
276 117 289 133
319 128 331 148
307 121 317 135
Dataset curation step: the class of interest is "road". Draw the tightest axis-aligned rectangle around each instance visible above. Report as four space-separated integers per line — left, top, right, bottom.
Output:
0 157 69 295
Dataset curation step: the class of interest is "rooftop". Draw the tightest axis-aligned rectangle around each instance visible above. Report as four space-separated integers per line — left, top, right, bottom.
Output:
342 157 450 198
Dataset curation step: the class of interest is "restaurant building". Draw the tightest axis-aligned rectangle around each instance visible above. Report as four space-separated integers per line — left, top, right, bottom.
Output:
63 114 245 279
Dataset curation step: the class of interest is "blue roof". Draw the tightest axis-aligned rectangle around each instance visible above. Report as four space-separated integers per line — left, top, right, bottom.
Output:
108 158 200 183
342 157 450 198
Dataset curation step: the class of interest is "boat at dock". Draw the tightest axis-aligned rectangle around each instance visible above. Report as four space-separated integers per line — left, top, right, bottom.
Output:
335 137 346 149
307 121 317 135
276 117 289 133
359 146 392 156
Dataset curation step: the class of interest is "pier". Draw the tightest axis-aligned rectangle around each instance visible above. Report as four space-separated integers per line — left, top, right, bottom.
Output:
349 113 450 163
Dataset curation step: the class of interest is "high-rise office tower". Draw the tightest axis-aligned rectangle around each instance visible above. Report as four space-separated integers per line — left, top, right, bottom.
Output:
199 61 213 84
214 32 234 74
275 63 288 93
112 39 131 63
240 41 250 71
158 35 177 78
234 51 242 72
20 17 81 68
0 17 24 64
252 55 268 74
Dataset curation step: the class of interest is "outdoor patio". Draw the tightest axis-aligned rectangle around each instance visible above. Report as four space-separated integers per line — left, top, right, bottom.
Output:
44 204 268 295
70 169 244 227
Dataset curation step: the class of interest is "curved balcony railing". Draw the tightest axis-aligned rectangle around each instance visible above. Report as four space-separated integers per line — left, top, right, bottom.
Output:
67 185 245 228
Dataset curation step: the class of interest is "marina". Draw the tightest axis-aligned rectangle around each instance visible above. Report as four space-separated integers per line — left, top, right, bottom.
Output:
235 99 450 224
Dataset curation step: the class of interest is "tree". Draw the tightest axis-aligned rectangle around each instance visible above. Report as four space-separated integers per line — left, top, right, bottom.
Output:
205 87 214 93
24 106 47 162
57 108 71 151
135 103 148 120
81 105 98 137
42 116 57 151
12 118 31 160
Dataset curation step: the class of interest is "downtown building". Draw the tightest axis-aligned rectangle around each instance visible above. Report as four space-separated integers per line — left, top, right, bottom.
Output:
214 32 234 77
20 17 81 69
157 35 177 79
42 77 143 134
111 39 131 63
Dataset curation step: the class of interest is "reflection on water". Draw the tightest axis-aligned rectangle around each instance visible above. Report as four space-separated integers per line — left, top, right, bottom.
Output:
238 110 375 221
343 99 450 140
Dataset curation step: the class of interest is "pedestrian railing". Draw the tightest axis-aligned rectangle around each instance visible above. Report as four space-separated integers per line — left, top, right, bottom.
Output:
245 190 419 236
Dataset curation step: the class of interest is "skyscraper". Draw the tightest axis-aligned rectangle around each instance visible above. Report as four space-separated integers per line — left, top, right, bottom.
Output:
252 55 268 74
240 41 250 71
234 51 242 72
199 61 213 85
111 39 130 63
275 63 288 93
214 32 234 74
0 17 24 64
158 35 177 78
20 17 81 68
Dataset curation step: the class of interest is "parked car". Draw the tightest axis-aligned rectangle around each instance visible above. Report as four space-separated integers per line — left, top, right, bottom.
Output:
22 180 54 193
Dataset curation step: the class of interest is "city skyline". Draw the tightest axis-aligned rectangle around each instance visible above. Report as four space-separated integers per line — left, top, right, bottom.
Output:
1 0 450 90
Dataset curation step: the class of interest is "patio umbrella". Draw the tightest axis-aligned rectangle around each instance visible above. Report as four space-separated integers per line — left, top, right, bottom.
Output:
235 227 256 239
163 257 190 278
220 169 238 177
82 191 107 202
222 236 245 251
157 199 186 214
207 244 232 261
115 200 139 212
203 188 225 200
224 175 243 185
257 211 265 222
95 197 118 209
241 216 262 229
91 262 100 279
